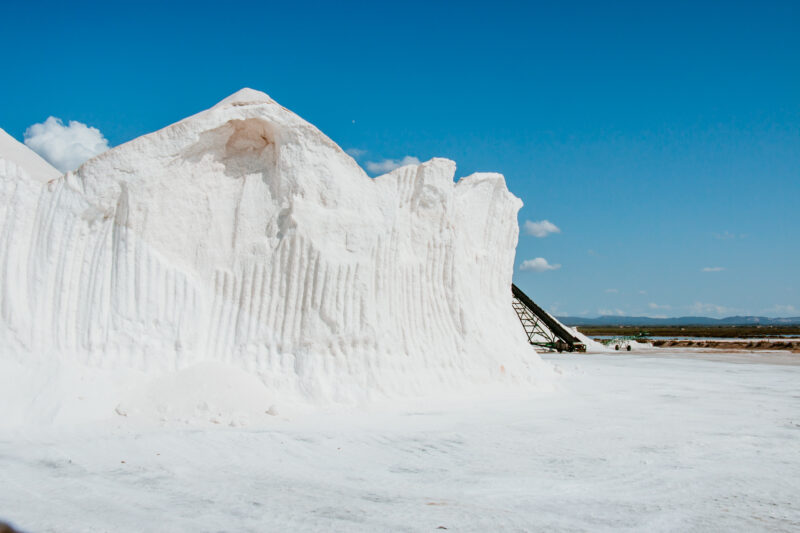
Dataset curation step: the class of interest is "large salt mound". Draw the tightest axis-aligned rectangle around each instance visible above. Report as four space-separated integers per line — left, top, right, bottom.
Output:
0 89 547 405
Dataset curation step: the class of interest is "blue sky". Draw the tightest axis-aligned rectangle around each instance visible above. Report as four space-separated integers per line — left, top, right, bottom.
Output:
1 0 797 317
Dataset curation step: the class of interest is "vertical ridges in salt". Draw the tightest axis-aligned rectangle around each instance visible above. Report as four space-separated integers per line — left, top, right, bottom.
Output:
0 91 538 401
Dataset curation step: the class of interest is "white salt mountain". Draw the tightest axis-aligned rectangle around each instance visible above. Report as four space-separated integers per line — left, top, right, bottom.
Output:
0 89 547 404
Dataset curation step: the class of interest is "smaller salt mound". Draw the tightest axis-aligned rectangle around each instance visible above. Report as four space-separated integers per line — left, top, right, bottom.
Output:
570 328 609 352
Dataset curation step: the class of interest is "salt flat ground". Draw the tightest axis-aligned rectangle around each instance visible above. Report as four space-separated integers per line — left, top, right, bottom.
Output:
2 352 799 532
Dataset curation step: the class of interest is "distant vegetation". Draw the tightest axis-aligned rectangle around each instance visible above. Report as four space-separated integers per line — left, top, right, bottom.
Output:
559 315 800 327
575 325 800 338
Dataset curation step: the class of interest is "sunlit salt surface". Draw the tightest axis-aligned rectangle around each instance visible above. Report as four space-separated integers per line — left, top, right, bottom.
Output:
2 351 797 532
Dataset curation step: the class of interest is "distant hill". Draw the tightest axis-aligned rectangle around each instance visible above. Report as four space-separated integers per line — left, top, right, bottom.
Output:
557 315 800 326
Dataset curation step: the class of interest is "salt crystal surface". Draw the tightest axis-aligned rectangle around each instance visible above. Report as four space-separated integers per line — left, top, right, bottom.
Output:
0 89 549 410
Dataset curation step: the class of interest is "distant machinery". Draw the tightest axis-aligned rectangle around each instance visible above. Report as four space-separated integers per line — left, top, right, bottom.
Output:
511 284 586 353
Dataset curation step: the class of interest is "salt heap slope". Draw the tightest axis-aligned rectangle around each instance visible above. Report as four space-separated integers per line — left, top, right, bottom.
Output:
0 89 545 402
0 128 62 183
0 128 62 359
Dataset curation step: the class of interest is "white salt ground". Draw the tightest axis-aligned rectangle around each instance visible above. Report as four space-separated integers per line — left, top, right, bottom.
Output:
2 351 798 532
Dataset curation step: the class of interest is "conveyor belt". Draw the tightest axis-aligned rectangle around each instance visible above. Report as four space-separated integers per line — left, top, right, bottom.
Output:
512 284 585 352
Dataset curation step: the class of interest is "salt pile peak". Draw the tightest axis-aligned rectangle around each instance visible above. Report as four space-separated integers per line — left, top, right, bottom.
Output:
0 127 61 183
0 89 546 403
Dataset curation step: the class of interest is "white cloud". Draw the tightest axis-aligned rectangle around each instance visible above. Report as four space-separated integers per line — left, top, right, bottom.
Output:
346 148 366 158
519 257 561 272
638 290 647 295
523 219 561 238
604 288 618 293
24 117 110 173
648 302 671 310
597 308 625 316
762 304 798 316
702 267 725 272
688 302 736 317
365 156 421 174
